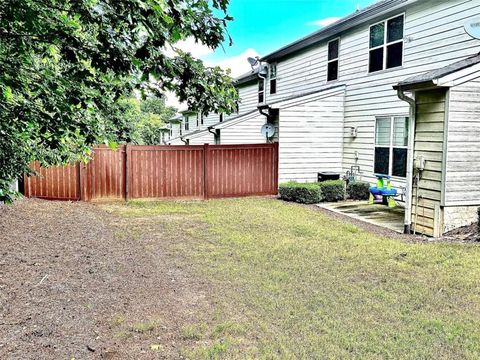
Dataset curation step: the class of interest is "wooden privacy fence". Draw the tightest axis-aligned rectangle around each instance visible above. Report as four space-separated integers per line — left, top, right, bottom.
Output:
24 143 279 201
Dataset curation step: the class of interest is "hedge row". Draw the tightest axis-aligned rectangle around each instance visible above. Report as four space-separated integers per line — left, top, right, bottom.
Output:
279 180 371 204
278 182 322 204
279 180 345 204
346 181 370 200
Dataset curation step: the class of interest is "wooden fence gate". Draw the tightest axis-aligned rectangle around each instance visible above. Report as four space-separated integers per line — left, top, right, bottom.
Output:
24 144 279 201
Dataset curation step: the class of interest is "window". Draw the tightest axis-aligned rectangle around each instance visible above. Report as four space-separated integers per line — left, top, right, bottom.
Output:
179 124 182 136
369 14 404 73
327 39 339 81
196 114 199 127
214 129 221 145
219 113 224 122
269 64 277 94
235 101 239 114
374 116 409 177
184 116 189 131
201 114 204 125
258 78 265 103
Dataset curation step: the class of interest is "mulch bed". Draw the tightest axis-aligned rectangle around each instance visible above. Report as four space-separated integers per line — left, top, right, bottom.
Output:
0 199 213 359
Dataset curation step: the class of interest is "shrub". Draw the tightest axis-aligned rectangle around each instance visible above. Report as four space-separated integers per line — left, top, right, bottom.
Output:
347 181 371 200
318 180 345 202
477 207 480 232
278 182 321 204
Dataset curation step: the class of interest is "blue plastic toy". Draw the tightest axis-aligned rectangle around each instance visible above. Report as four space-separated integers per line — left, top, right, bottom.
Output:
369 174 397 208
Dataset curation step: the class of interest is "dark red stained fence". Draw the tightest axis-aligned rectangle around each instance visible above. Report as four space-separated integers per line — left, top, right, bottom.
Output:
24 162 81 201
82 145 127 201
24 143 278 201
206 144 278 198
128 146 205 199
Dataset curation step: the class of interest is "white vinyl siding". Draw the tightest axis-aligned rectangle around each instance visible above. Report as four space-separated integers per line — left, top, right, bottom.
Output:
445 78 480 206
221 115 266 145
189 132 214 145
278 88 345 183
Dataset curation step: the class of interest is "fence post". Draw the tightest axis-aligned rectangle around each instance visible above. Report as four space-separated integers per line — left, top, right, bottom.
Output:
203 143 209 200
125 144 129 202
273 142 279 194
78 162 84 201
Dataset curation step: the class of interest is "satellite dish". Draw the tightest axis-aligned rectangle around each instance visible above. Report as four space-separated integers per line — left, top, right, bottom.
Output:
247 57 258 66
261 123 275 138
464 18 480 39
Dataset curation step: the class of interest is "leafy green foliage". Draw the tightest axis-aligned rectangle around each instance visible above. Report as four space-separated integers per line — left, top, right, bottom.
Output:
347 181 371 200
279 182 322 204
104 96 174 145
318 180 345 202
0 0 239 201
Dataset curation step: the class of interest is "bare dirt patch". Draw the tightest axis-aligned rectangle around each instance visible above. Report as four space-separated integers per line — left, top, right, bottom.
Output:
0 199 214 359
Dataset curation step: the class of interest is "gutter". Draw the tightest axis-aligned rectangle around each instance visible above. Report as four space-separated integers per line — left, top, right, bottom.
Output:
396 87 416 234
207 126 217 136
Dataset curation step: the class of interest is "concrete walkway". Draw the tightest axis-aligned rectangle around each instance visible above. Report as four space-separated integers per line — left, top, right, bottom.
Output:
318 201 405 233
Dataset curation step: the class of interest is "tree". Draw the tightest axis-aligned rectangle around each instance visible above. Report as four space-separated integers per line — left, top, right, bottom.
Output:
0 0 238 202
105 95 175 145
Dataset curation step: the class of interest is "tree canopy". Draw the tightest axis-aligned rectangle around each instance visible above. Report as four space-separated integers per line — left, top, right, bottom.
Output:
0 0 238 202
105 95 176 145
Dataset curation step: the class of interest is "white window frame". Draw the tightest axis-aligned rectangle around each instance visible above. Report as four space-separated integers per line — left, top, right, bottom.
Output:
184 115 189 131
368 13 405 73
374 115 409 178
269 63 277 94
326 38 340 82
258 78 266 104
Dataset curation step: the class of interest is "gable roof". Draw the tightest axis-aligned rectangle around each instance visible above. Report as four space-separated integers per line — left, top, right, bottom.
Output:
235 67 260 86
261 0 409 62
394 53 480 90
166 114 183 123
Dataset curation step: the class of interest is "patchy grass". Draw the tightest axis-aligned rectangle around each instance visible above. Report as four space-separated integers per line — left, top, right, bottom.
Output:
131 320 158 333
110 198 480 359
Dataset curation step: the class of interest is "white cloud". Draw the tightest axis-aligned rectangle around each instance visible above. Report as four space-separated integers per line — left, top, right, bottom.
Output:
310 17 341 27
164 37 214 58
209 48 261 78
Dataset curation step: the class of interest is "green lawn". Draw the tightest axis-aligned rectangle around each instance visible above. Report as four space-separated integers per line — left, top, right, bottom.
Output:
109 198 480 359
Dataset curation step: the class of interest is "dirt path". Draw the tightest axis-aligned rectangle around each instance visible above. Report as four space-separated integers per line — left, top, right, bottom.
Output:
0 199 212 359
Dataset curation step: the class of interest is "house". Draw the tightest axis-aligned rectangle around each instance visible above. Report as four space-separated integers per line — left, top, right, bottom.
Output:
164 114 183 143
168 0 480 236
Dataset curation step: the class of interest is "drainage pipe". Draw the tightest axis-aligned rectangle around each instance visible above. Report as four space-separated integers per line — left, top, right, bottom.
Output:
396 88 416 234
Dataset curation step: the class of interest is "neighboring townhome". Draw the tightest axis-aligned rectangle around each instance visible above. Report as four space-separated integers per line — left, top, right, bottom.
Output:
164 114 183 144
169 0 480 236
168 68 269 146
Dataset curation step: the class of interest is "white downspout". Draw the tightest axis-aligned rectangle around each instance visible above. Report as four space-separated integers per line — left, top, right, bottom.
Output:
397 88 415 234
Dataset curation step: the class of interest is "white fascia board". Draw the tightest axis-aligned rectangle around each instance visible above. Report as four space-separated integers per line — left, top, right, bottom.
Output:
434 63 480 88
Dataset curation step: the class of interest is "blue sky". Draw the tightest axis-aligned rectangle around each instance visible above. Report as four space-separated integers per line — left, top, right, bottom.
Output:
206 0 377 63
168 0 377 106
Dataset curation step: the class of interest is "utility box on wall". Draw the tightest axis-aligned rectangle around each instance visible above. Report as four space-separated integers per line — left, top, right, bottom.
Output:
318 172 340 182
